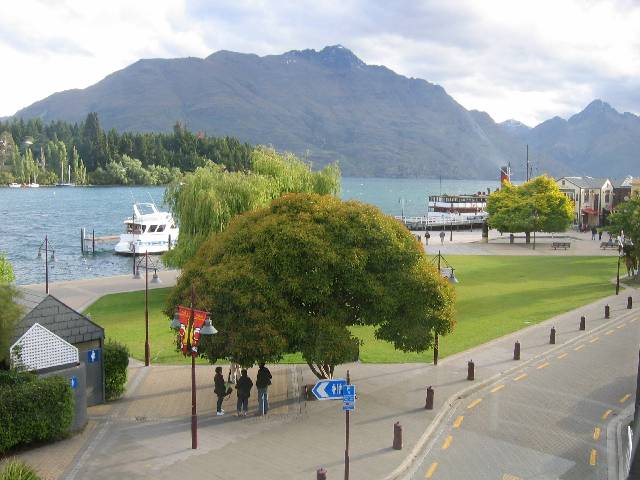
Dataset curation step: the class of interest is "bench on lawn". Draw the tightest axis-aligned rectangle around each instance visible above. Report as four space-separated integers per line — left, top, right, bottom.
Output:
600 241 618 249
552 242 571 250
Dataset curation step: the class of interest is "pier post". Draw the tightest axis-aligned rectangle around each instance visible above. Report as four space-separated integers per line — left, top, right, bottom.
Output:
92 229 95 254
168 235 172 250
80 228 85 254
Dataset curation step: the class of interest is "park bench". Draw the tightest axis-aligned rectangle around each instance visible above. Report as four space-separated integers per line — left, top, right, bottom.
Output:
552 242 571 250
600 241 618 250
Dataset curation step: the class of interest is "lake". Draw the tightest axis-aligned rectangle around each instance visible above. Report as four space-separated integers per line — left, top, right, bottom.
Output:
0 177 497 284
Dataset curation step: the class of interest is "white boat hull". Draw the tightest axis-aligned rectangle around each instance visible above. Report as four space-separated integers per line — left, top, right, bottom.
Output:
115 235 177 255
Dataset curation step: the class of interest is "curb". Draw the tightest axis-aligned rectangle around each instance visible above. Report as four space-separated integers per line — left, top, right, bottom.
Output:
384 304 638 480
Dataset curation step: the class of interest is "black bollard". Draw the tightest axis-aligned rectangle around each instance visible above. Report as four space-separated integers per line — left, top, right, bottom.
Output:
628 296 633 309
393 422 403 450
605 304 610 319
467 360 475 381
514 341 521 360
425 386 434 410
579 316 586 331
550 326 556 344
317 468 327 480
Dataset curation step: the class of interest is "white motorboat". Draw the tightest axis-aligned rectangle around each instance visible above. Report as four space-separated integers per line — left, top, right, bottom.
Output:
8 183 21 188
114 203 179 255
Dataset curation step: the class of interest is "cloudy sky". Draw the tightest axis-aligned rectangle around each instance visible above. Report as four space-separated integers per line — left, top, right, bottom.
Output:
2 0 639 125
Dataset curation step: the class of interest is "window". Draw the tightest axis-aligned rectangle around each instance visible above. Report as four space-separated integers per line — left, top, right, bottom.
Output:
157 225 165 232
584 190 589 202
605 192 610 203
148 225 157 233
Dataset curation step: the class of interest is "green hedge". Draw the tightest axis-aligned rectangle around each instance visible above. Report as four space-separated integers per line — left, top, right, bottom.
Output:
0 373 73 453
104 340 129 401
0 459 41 480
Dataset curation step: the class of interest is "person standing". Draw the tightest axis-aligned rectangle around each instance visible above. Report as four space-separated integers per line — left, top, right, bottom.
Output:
235 369 253 417
425 231 430 245
591 226 597 240
214 366 226 416
439 230 445 245
256 363 272 415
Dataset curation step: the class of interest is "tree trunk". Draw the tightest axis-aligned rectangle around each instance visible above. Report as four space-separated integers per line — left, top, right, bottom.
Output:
525 231 531 244
307 362 336 379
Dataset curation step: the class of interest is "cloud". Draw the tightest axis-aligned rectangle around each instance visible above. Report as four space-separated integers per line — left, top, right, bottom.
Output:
1 0 639 126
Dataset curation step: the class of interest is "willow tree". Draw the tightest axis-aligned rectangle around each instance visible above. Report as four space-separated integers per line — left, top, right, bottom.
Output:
163 146 340 267
0 255 22 370
165 193 456 379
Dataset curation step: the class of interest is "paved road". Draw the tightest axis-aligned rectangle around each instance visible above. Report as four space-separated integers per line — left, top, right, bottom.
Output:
408 311 639 480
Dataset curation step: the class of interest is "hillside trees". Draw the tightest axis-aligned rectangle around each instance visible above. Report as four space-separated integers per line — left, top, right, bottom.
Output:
165 194 456 378
487 175 573 242
163 146 340 267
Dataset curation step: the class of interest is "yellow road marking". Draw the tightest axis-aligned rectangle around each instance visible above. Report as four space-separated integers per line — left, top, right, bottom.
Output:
589 448 597 466
630 318 637 323
442 435 453 450
602 409 612 420
425 462 438 478
605 330 614 335
453 415 464 428
467 398 483 410
593 427 601 441
557 352 568 359
617 324 626 329
620 394 631 403
537 362 550 370
514 373 527 381
574 345 585 351
502 475 521 480
589 337 599 343
491 384 505 393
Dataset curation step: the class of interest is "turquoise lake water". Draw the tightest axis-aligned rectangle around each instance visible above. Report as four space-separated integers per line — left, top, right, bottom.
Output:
0 177 497 284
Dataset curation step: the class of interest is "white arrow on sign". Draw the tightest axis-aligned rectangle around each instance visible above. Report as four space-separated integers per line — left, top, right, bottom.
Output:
90 351 96 362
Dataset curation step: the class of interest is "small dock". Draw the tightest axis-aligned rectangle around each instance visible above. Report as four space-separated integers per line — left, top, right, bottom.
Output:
395 215 487 231
81 228 119 254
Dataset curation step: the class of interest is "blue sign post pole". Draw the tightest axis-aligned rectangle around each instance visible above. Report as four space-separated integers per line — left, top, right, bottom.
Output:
344 370 351 480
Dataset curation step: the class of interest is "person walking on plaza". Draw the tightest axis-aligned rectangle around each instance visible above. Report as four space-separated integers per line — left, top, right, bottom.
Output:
598 230 603 241
425 231 430 245
256 363 272 415
439 230 445 245
214 366 227 416
591 226 597 240
235 369 253 417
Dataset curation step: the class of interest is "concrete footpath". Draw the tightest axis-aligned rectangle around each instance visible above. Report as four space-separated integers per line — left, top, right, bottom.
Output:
5 287 634 480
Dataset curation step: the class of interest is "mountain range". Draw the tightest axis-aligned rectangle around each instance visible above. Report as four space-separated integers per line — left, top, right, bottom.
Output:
13 45 640 179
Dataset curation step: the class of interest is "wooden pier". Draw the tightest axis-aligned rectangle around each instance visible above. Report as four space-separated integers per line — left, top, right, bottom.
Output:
80 228 119 254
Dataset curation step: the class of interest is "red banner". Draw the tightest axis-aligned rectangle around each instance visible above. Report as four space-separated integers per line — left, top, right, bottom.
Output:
176 305 209 356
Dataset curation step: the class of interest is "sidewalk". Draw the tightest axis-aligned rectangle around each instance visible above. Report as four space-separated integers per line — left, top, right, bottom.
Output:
5 287 636 480
49 287 635 480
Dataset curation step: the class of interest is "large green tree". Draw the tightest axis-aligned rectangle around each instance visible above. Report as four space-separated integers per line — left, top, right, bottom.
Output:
163 146 340 267
608 195 640 275
487 175 573 242
165 193 455 379
0 255 22 370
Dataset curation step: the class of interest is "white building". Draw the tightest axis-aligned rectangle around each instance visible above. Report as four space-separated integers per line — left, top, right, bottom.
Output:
555 176 614 227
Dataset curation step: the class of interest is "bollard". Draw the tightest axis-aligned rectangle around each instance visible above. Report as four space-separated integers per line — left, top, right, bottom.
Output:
550 326 556 345
316 468 327 480
467 360 475 381
579 316 586 331
425 386 434 410
393 422 403 450
513 341 521 360
605 304 610 319
628 296 633 310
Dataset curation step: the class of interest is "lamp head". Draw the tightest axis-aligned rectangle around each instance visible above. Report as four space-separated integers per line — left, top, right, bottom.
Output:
200 316 217 335
170 313 181 329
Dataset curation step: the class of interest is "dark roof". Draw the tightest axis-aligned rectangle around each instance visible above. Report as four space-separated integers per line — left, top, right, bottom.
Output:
611 177 634 188
13 289 104 345
560 177 611 189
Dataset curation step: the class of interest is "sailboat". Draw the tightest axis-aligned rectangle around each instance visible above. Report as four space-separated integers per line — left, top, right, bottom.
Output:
56 164 75 187
27 173 39 188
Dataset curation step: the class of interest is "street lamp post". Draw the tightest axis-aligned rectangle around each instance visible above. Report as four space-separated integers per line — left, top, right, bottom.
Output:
134 251 162 366
170 285 216 449
430 251 459 365
37 236 55 294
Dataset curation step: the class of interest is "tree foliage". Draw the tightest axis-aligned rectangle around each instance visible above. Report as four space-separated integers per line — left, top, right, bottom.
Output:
0 255 22 370
487 175 573 237
165 193 455 379
608 194 640 271
163 146 340 267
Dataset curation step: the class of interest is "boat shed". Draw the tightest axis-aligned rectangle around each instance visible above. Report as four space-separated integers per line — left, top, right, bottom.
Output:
12 289 105 406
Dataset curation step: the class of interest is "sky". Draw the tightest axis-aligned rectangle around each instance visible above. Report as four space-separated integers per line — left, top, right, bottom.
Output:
1 0 639 126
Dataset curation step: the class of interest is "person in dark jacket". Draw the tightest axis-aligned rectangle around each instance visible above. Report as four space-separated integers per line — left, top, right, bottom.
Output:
235 369 253 416
256 363 272 415
214 366 226 416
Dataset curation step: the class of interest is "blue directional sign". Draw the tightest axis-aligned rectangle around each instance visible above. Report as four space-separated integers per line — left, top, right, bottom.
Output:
343 402 355 411
342 385 356 411
87 349 100 363
70 376 78 389
312 379 347 400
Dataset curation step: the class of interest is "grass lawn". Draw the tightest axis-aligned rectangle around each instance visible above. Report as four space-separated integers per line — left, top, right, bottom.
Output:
85 255 617 364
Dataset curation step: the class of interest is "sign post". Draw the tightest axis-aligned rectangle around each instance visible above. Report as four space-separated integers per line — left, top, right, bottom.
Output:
344 370 351 480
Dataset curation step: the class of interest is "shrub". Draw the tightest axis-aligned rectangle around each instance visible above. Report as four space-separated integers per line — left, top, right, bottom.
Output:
0 459 41 480
104 339 129 401
0 374 73 453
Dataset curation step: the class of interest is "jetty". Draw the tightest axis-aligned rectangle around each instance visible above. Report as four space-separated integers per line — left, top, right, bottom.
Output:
80 228 119 254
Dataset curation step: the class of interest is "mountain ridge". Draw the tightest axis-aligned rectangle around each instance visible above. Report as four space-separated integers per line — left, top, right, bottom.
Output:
12 46 639 179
